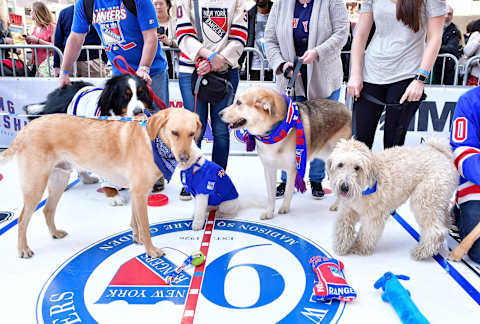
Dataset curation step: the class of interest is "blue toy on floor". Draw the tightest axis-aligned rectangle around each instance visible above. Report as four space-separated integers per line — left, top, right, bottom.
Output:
374 272 429 324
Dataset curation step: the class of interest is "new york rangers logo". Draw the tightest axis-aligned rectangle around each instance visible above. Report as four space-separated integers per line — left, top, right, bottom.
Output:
101 21 125 45
202 8 228 43
207 181 215 190
96 253 191 305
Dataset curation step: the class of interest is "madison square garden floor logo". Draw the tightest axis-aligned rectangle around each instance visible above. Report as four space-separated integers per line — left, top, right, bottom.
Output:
37 220 345 323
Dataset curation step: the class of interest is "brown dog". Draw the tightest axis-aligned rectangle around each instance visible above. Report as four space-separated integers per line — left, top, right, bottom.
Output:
220 87 351 219
0 109 201 258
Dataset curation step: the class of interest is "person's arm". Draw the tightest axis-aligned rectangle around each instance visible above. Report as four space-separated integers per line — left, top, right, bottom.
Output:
302 0 349 64
59 31 87 86
264 1 284 75
464 31 480 58
137 28 157 84
450 94 480 186
400 15 444 103
176 0 204 61
218 1 247 68
54 12 66 69
346 11 373 99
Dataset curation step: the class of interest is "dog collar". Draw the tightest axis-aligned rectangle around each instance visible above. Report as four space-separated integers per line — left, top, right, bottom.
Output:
362 181 377 196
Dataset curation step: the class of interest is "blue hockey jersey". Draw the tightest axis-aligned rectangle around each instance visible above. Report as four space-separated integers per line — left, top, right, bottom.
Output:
450 86 480 204
180 159 238 206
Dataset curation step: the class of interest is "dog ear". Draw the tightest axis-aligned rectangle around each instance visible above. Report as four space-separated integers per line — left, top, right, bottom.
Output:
365 155 379 188
98 77 120 116
255 97 274 115
147 109 169 141
194 114 202 142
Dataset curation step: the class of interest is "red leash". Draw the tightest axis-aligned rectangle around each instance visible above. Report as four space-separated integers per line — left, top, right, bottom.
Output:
113 55 167 110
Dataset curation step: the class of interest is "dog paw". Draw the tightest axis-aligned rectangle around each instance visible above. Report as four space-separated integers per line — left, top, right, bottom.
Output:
349 244 373 256
329 204 338 212
146 247 165 259
18 247 34 258
448 246 467 262
411 244 435 261
334 243 351 256
216 212 235 219
192 220 204 231
132 233 142 245
278 204 290 214
52 230 68 239
109 195 127 206
260 211 274 220
79 174 99 184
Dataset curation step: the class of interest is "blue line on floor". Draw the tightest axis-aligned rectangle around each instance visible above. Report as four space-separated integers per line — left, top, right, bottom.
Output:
393 212 480 306
0 178 81 236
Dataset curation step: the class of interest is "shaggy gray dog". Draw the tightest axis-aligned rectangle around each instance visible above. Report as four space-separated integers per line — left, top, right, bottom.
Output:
327 138 458 260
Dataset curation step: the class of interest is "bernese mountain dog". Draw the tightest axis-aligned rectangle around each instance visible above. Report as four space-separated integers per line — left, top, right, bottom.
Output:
23 74 157 206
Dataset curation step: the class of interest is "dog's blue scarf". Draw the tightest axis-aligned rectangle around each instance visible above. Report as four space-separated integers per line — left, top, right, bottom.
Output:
243 94 307 193
142 110 178 182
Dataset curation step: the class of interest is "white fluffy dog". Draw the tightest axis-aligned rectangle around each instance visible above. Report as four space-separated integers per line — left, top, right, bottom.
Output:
327 138 458 260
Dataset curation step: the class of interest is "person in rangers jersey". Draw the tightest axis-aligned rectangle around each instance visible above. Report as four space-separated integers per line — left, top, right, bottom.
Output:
450 86 480 263
175 0 247 200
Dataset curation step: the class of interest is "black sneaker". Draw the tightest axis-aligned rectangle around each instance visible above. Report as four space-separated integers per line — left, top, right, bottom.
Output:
180 186 192 201
311 182 325 200
276 182 286 199
152 176 165 193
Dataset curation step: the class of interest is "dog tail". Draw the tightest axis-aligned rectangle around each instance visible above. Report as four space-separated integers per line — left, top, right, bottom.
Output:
425 137 454 159
0 142 17 165
237 194 267 211
24 81 93 119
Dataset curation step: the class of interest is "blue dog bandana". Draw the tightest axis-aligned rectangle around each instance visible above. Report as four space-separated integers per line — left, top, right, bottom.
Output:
181 159 239 206
151 136 178 183
243 95 307 193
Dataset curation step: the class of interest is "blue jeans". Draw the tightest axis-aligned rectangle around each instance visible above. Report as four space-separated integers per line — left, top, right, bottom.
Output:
150 69 170 111
456 201 480 263
179 68 239 170
281 88 341 184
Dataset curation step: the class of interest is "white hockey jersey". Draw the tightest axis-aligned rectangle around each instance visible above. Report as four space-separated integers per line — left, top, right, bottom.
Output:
66 86 103 117
175 0 247 73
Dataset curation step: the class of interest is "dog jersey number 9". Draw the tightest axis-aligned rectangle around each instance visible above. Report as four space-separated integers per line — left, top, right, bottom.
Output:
452 117 468 143
201 244 285 309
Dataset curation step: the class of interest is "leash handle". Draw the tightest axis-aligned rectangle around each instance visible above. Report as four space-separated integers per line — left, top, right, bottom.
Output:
112 55 167 110
286 56 303 98
361 91 427 108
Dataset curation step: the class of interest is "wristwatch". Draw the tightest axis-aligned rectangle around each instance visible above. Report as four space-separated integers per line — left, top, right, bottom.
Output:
138 65 150 74
415 73 427 83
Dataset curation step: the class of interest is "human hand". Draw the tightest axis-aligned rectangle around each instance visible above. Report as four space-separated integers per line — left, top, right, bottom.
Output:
136 69 152 85
197 60 211 75
4 37 13 45
282 61 301 79
25 35 38 44
400 79 424 104
347 74 363 99
59 73 71 88
211 54 227 71
158 34 171 46
300 49 318 64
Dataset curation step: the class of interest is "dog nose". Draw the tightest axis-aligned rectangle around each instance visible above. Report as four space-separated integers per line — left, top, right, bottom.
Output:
133 108 143 116
179 152 190 162
340 183 349 193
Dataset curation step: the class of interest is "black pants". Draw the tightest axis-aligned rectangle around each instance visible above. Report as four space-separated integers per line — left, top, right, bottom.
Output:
352 78 422 149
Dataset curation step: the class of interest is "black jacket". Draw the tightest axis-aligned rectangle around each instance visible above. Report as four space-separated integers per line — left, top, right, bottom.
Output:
238 2 273 74
433 23 462 85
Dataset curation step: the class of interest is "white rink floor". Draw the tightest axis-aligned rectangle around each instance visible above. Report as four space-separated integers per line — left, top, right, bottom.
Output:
0 156 479 324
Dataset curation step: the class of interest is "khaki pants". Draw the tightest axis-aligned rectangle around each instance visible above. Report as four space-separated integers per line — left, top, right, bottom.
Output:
75 58 106 77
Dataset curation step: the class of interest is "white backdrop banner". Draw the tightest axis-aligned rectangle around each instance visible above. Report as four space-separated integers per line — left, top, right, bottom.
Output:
0 77 471 153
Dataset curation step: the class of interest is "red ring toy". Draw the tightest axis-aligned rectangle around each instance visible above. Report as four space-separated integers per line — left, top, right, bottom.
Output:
148 193 169 207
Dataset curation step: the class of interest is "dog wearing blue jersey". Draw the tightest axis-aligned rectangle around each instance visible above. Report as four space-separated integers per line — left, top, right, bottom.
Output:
179 144 239 231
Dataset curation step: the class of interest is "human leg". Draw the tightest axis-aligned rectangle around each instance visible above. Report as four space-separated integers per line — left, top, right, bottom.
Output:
150 69 170 111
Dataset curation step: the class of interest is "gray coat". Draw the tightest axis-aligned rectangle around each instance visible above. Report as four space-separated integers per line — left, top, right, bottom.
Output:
264 0 349 99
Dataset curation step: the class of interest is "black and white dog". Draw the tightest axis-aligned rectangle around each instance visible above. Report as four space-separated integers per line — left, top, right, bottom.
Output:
23 74 155 206
24 74 153 118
